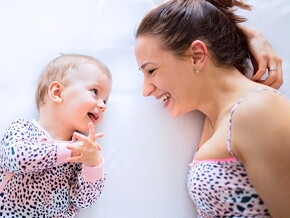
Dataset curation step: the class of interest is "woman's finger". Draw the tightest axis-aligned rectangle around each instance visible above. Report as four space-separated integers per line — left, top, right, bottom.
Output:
261 70 277 86
270 58 283 89
251 58 267 81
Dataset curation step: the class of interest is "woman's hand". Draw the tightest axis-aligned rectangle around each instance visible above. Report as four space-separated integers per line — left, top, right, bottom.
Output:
238 24 283 89
67 122 103 167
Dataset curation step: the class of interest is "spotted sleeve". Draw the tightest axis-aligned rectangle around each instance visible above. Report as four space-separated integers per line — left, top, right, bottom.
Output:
0 119 70 174
69 160 105 208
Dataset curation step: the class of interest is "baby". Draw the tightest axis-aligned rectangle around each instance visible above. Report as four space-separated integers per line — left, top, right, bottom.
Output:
0 54 111 217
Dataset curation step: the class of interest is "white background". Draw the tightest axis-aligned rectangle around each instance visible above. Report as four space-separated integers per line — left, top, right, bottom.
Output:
0 0 289 217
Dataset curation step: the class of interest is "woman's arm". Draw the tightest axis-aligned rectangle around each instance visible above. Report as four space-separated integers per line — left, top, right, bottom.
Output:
231 91 290 217
238 24 283 89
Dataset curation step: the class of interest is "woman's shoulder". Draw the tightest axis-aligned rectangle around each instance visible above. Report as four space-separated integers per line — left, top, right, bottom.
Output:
233 88 288 121
230 88 290 159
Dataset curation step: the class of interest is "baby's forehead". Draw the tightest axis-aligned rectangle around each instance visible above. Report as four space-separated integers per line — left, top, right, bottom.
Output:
67 63 111 83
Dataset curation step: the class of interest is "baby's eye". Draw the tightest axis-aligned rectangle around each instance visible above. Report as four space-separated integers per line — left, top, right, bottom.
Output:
92 89 98 95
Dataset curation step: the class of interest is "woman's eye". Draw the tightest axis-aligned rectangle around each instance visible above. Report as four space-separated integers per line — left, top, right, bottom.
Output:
148 69 156 74
92 89 98 95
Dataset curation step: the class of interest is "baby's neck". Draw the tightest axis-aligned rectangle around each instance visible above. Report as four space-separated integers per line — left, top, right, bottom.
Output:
37 112 73 141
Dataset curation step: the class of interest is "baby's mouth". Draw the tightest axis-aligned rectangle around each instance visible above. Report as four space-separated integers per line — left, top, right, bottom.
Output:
88 112 99 123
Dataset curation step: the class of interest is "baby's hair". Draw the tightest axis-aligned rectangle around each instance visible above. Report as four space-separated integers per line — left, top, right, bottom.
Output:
35 54 111 110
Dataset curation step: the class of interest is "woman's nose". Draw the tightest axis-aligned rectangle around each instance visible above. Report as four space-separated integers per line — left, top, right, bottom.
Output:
142 79 155 97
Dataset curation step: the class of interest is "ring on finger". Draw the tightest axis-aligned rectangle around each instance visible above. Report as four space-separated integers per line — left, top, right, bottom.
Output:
268 66 278 71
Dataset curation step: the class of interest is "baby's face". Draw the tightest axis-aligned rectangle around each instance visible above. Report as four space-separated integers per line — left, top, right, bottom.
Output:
60 63 111 133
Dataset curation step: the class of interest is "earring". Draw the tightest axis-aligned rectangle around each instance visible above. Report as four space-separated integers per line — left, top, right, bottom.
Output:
195 69 200 74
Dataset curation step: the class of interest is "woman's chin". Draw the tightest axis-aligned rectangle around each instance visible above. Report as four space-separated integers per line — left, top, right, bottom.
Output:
168 109 181 118
168 108 190 118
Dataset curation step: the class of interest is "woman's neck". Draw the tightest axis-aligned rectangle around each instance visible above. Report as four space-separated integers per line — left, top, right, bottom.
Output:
196 68 265 129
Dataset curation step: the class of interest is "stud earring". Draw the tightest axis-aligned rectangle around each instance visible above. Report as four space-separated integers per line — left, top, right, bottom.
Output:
195 69 200 74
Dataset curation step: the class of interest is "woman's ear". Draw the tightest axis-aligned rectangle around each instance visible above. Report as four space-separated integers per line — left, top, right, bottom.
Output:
48 81 64 104
189 40 207 71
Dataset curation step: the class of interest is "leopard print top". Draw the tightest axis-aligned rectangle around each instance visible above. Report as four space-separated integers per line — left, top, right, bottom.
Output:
187 89 283 217
0 119 105 217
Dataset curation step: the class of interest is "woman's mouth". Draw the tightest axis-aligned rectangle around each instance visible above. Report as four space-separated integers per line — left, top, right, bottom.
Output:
158 93 171 107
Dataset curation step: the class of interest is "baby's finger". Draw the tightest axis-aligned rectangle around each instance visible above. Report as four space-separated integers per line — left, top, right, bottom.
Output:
67 141 83 149
88 122 96 141
94 133 104 139
73 132 89 143
67 144 84 155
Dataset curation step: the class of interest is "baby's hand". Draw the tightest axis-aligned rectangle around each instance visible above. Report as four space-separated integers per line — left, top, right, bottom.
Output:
67 122 104 167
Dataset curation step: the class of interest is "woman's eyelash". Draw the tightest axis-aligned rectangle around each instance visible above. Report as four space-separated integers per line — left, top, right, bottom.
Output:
148 69 155 74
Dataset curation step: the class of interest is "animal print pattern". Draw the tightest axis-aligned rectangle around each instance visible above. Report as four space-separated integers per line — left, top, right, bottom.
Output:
0 119 105 217
187 159 270 217
187 88 283 217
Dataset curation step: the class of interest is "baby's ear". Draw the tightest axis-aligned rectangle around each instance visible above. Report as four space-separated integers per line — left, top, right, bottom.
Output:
48 81 64 103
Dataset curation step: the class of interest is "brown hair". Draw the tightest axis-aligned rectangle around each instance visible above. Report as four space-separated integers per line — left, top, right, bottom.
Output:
136 0 252 74
35 54 111 110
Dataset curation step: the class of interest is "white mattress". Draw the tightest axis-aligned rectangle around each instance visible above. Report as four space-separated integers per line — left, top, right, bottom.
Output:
0 0 289 217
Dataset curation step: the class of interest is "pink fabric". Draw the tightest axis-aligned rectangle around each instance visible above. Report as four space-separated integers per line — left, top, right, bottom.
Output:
190 157 237 165
0 119 105 217
82 156 104 182
186 89 284 217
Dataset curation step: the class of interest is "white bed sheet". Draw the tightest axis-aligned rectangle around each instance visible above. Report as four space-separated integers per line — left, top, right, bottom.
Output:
0 0 289 217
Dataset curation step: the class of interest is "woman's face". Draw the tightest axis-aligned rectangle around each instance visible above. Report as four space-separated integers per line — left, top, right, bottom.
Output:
135 35 197 117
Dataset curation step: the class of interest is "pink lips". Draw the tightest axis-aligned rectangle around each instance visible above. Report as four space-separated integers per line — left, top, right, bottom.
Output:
88 112 99 124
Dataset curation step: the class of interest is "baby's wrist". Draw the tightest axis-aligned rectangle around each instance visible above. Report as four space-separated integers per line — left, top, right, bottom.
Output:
84 156 102 167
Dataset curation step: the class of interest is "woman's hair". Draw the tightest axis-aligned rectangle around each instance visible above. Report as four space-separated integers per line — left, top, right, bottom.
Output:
136 0 252 74
35 54 111 110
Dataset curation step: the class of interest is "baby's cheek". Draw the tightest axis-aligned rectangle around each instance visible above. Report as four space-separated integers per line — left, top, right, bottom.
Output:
98 114 105 124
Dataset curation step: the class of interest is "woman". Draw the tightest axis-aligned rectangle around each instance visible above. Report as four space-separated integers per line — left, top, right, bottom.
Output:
135 0 290 217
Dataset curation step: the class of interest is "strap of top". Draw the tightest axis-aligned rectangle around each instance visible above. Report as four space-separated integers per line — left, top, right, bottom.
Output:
226 88 285 157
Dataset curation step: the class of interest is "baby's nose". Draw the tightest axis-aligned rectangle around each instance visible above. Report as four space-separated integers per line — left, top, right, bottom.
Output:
97 101 106 112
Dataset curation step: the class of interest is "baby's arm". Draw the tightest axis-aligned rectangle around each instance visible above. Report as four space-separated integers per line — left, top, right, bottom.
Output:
0 119 71 174
69 159 105 208
67 122 105 208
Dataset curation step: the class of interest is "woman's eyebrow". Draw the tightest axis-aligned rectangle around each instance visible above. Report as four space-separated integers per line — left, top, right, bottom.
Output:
140 62 157 70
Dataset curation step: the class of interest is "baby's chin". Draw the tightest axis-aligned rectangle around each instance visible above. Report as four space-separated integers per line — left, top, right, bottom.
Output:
78 123 99 133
